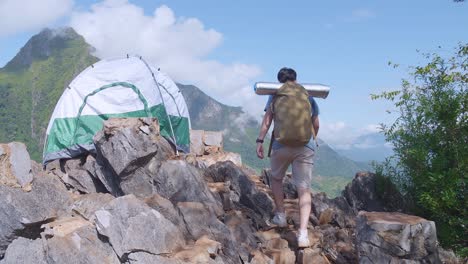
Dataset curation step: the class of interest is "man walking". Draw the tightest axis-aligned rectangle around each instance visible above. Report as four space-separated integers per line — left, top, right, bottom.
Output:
256 67 319 248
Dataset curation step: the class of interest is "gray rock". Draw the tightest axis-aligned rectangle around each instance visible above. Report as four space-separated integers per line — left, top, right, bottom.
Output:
356 211 441 264
224 210 259 262
143 194 190 238
46 156 109 194
204 131 223 148
94 195 185 259
206 161 274 228
343 172 406 213
93 118 174 197
205 161 274 226
312 192 355 228
0 238 46 264
1 221 120 264
45 223 120 264
238 171 274 227
127 252 184 264
152 160 223 215
205 161 242 194
0 171 72 257
70 193 115 220
177 202 241 264
94 118 173 177
437 247 461 264
0 142 33 189
83 155 122 196
195 152 242 168
317 225 357 264
190 130 205 156
118 162 155 198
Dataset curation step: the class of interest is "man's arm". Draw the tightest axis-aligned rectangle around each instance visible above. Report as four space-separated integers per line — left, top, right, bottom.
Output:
312 115 319 136
256 108 273 159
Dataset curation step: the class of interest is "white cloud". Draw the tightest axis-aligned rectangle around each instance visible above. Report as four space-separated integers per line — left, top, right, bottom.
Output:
351 8 376 20
362 124 381 134
0 0 74 36
320 121 384 150
70 0 262 111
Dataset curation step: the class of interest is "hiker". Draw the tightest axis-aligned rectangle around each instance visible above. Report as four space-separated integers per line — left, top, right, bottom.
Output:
256 67 319 248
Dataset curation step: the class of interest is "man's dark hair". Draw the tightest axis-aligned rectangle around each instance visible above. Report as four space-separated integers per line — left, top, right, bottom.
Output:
277 67 297 83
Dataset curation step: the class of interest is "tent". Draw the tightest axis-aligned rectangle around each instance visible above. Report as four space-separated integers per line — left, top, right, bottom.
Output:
43 56 191 165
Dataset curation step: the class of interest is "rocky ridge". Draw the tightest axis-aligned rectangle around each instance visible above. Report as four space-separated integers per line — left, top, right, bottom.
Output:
0 118 461 264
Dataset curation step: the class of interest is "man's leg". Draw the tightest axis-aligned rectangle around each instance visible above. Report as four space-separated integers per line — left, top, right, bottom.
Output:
271 175 285 213
270 148 291 215
291 147 315 246
297 187 312 231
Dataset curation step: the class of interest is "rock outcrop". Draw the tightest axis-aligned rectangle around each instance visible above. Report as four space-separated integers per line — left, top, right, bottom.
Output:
357 212 441 264
0 117 462 264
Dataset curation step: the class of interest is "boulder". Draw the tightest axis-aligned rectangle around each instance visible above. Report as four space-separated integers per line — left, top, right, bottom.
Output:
152 160 223 215
203 131 223 153
249 250 275 264
69 193 115 220
311 192 355 229
264 247 296 264
223 210 259 259
238 174 275 227
343 172 406 213
0 238 46 264
0 170 72 257
177 202 241 263
83 155 122 196
93 118 174 195
94 195 185 259
1 219 119 264
144 194 191 238
64 157 108 194
196 152 242 168
0 142 33 190
190 130 205 156
356 211 441 264
437 247 461 264
205 161 274 227
205 161 243 194
174 236 223 263
126 252 184 264
297 248 330 264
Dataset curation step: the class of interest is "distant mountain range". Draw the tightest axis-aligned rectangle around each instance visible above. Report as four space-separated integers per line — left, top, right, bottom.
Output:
338 133 393 162
0 27 373 196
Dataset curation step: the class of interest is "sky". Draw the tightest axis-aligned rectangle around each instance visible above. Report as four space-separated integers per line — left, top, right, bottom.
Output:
1 0 467 151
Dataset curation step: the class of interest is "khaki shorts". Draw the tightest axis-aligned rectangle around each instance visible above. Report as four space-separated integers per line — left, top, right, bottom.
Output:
270 146 315 189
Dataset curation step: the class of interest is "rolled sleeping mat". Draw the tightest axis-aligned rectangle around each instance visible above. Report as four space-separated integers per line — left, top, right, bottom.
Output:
254 82 330 99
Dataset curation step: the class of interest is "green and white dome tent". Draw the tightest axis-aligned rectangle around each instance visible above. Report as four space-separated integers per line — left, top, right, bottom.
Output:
43 56 191 165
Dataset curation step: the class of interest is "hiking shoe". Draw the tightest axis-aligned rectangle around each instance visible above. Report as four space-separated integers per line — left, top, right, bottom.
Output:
271 212 287 227
297 230 310 248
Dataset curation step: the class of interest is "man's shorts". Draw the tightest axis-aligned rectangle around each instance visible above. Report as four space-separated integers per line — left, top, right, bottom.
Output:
270 146 315 189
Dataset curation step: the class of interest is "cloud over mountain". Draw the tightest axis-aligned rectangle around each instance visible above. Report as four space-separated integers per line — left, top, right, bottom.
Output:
70 0 262 111
0 0 73 36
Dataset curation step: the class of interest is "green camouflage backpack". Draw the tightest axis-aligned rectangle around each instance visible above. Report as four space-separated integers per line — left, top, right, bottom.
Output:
271 82 313 147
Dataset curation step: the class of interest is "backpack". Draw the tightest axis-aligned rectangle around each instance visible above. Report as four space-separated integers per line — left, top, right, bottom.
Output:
271 82 314 147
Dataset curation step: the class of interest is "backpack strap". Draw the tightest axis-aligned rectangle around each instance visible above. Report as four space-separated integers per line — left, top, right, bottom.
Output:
267 130 274 158
267 95 277 158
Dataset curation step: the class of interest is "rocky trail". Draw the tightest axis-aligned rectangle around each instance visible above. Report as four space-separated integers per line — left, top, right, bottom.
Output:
0 118 462 264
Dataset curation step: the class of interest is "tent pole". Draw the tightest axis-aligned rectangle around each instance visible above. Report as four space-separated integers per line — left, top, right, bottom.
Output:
140 57 179 156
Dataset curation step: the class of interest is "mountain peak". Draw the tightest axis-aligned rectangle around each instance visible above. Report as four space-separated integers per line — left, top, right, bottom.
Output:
3 27 90 71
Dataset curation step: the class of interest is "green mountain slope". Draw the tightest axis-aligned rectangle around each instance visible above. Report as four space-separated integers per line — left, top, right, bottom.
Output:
0 28 98 160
